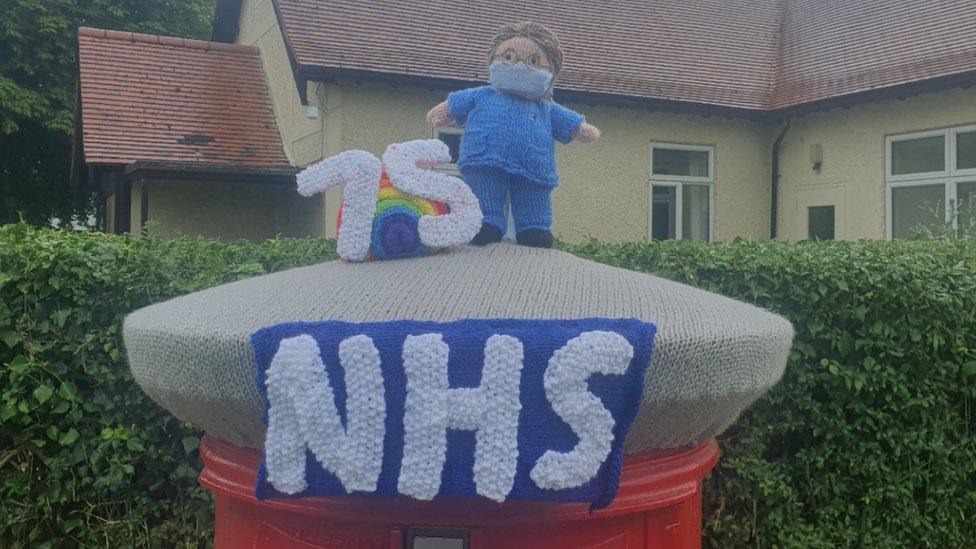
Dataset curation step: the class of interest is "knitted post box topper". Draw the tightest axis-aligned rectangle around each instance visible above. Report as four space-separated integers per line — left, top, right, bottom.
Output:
296 139 483 262
427 22 601 249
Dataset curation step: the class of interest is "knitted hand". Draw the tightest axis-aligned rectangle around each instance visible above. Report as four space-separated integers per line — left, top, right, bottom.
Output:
573 122 601 143
426 101 456 127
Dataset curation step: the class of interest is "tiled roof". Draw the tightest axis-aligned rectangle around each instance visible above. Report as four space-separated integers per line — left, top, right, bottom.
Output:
272 0 976 111
77 27 290 167
771 0 976 110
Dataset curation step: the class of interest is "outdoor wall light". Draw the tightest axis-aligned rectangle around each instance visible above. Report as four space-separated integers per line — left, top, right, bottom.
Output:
810 144 823 171
306 104 320 120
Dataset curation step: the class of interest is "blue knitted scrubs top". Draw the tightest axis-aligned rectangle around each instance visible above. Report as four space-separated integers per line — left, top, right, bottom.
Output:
448 86 584 188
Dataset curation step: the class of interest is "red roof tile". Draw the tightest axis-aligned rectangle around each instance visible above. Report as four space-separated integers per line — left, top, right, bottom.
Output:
273 0 976 111
77 27 290 167
277 0 781 110
771 0 976 109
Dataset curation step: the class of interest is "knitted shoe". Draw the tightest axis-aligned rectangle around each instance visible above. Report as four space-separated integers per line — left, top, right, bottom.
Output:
472 223 505 246
516 228 553 248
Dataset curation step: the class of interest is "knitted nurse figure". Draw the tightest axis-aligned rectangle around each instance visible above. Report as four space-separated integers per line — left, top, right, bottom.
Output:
426 22 600 248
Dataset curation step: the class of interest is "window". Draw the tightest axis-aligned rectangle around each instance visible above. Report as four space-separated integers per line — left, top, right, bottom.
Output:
653 148 710 177
807 206 835 240
890 184 944 239
956 131 976 171
651 186 676 240
649 144 713 241
886 126 976 239
890 135 944 176
434 127 463 176
959 181 976 237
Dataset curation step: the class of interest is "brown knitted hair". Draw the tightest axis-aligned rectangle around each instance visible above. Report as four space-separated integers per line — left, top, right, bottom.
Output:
487 22 564 78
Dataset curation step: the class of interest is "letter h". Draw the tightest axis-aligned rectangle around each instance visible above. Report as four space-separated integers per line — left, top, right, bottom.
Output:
398 333 524 502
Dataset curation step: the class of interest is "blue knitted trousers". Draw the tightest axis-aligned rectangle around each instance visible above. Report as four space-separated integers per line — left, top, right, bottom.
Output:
461 165 553 233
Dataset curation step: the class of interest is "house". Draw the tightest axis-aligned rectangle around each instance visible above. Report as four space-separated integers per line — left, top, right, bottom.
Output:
73 0 976 242
72 27 321 240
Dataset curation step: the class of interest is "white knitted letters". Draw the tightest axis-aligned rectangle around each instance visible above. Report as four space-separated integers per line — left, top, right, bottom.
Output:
295 150 382 262
264 334 385 494
530 331 634 490
295 140 482 261
382 140 483 247
262 327 639 502
398 333 524 502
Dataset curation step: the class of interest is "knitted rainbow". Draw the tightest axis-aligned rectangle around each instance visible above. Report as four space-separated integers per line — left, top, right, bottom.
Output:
299 140 482 262
337 171 450 260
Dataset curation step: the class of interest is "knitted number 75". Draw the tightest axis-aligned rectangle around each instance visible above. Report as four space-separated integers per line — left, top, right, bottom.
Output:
296 139 483 262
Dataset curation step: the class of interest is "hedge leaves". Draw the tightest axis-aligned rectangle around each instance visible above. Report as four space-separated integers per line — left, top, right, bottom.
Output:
1 224 974 547
564 238 976 548
0 225 335 546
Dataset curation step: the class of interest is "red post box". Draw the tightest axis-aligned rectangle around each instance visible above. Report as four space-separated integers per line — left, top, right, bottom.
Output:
199 436 719 549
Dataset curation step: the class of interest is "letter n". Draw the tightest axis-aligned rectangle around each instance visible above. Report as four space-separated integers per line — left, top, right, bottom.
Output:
263 334 385 494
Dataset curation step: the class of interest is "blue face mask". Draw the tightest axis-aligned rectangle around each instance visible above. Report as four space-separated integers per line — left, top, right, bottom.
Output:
489 61 553 99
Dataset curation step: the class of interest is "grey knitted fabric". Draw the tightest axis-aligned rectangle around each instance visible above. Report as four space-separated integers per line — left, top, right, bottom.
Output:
123 242 793 453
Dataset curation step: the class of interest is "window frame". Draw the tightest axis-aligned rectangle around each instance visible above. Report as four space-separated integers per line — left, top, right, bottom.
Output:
951 124 976 178
954 175 976 236
648 143 715 242
433 126 464 176
885 128 949 182
885 179 948 240
807 205 837 240
885 125 976 239
650 142 714 182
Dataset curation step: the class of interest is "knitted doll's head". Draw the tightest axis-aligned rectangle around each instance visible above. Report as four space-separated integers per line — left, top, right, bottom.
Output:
487 22 564 100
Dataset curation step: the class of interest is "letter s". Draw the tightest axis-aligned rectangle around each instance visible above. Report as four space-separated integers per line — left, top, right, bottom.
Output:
531 331 634 490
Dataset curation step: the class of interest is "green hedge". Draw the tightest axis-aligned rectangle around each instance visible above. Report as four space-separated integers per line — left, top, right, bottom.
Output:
2 224 974 547
563 238 976 547
0 225 336 546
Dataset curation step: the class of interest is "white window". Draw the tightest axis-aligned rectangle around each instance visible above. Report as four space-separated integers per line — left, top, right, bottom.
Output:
649 143 714 241
886 125 976 239
434 127 463 176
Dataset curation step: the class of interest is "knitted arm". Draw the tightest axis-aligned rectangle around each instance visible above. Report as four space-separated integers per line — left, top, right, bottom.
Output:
445 86 489 125
551 103 587 144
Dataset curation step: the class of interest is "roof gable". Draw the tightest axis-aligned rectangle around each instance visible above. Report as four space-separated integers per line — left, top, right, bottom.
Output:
77 27 290 168
268 0 976 111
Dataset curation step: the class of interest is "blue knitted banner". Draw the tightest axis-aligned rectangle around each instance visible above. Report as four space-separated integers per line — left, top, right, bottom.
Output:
252 318 655 509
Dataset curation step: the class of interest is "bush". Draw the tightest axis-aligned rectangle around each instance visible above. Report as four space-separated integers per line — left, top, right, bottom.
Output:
0 224 335 546
2 225 974 546
564 238 976 548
